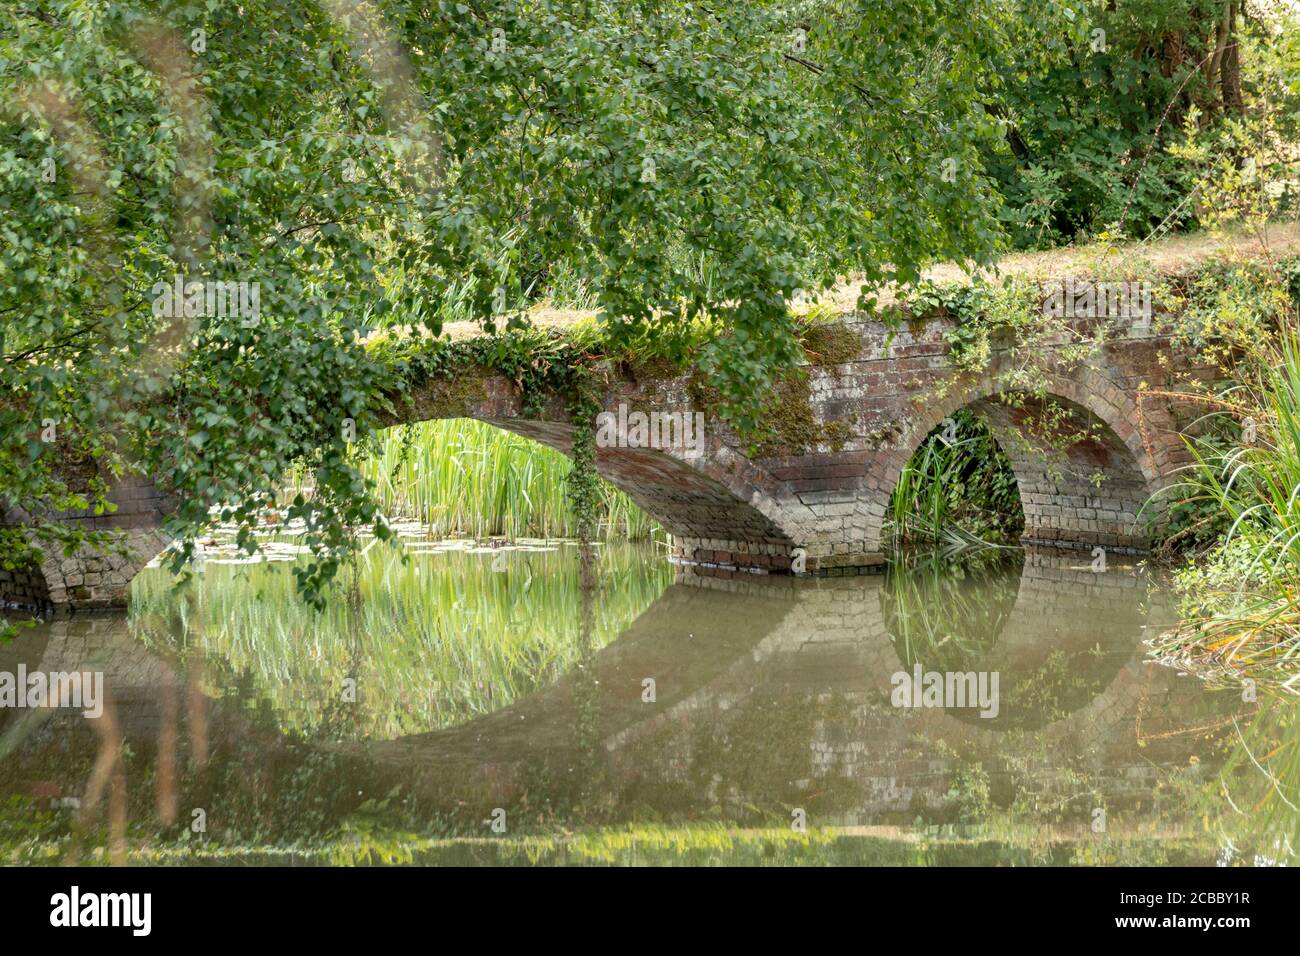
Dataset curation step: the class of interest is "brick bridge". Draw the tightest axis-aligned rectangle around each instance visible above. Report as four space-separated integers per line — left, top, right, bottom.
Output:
3 305 1202 612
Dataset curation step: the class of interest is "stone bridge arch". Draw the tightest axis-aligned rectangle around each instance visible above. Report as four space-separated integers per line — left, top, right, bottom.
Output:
1 480 172 613
3 312 1203 612
389 314 1197 578
469 417 803 571
865 364 1181 553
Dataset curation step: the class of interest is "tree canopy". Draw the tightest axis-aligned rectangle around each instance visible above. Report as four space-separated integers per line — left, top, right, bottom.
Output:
2 0 1293 604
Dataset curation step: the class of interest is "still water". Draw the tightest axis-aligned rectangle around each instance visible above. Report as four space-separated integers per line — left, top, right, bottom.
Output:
1 540 1293 865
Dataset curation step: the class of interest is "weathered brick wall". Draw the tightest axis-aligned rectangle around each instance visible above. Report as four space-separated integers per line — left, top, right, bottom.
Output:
38 526 171 609
441 314 1202 572
3 307 1210 609
2 475 172 612
741 318 1199 566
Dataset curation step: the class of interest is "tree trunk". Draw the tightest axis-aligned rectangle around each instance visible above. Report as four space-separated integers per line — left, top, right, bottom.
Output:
1220 0 1245 115
1203 2 1233 115
1160 31 1184 79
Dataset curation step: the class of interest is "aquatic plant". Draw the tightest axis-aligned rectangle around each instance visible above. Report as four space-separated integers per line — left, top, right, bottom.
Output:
1156 331 1300 693
287 418 658 542
886 411 1024 547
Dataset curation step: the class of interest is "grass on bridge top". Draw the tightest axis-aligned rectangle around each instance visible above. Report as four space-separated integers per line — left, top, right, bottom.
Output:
420 220 1300 343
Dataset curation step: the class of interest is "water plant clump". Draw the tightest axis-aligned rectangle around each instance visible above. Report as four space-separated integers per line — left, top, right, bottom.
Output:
887 410 1024 547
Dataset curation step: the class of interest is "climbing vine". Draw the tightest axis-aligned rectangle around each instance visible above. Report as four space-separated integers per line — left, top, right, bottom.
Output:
375 326 607 548
563 369 603 549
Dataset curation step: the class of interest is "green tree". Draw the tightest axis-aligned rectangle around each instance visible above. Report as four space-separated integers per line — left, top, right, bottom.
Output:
2 0 1010 610
985 0 1297 247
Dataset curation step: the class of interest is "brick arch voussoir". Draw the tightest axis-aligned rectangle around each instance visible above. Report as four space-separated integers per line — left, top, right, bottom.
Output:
863 367 1172 552
473 415 810 565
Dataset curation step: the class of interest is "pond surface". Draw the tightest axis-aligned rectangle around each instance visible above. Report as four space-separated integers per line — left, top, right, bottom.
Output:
1 540 1292 865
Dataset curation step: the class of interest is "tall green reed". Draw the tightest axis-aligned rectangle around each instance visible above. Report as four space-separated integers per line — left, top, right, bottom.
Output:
290 418 659 541
886 410 1023 548
1157 332 1300 691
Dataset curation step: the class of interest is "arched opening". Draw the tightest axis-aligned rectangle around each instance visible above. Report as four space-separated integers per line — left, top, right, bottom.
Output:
886 410 1024 548
295 418 663 543
884 390 1160 554
977 393 1155 551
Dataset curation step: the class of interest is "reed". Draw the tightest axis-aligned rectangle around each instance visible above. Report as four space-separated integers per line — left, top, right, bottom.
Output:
289 418 659 541
886 410 1023 548
1208 697 1299 860
1154 333 1300 693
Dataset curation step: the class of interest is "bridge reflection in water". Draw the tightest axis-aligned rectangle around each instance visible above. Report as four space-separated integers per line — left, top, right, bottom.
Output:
0 546 1250 859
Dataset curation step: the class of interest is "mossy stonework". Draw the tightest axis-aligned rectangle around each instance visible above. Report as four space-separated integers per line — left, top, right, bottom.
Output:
753 372 857 458
380 361 499 424
3 284 1212 610
801 320 863 371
